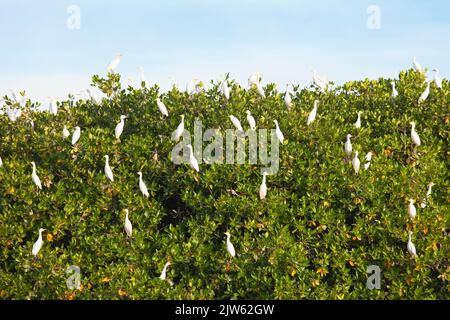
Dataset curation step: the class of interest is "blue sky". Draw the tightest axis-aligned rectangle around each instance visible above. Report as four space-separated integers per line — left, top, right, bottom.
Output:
0 0 449 101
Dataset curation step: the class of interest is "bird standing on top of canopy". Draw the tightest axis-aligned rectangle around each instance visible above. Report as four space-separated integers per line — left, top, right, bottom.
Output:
104 155 114 182
62 125 70 139
31 161 42 190
391 81 398 98
124 209 132 238
432 69 442 89
72 126 81 145
156 98 169 117
49 96 58 115
307 100 318 126
229 115 244 132
107 53 122 72
225 232 236 258
246 110 256 130
352 151 360 174
408 199 416 221
410 122 421 147
186 144 199 172
221 80 230 100
418 82 430 104
159 262 171 280
137 171 149 198
115 115 127 141
412 56 423 73
256 81 266 98
32 228 46 258
172 115 185 142
284 85 292 109
312 70 328 92
407 231 417 259
344 134 353 158
355 111 362 129
259 172 268 200
274 120 284 144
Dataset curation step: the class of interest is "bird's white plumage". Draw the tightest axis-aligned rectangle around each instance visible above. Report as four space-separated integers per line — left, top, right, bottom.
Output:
115 115 127 140
31 162 42 190
307 100 318 125
256 82 265 98
138 172 149 198
225 232 236 258
124 210 132 238
229 115 244 132
408 199 416 220
364 152 373 170
410 122 421 147
344 134 353 157
418 82 430 103
284 85 292 108
221 81 230 100
49 97 58 115
156 98 169 117
104 155 114 182
172 115 185 142
107 53 122 72
32 228 45 257
352 151 360 174
187 145 199 172
407 231 417 258
274 120 284 144
391 81 398 98
246 110 256 130
159 262 171 280
355 111 362 129
432 69 442 89
72 126 81 145
62 125 70 139
259 172 267 200
412 56 423 73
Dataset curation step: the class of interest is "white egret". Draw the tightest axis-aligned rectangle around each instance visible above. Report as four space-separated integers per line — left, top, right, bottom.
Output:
72 126 81 145
256 82 266 98
410 122 421 147
156 98 169 117
246 110 256 130
221 80 230 100
412 56 423 73
62 125 70 139
418 82 430 103
391 81 398 98
225 232 236 258
107 53 122 72
137 171 149 198
407 231 417 259
49 96 58 115
248 72 262 88
355 111 362 129
229 115 244 132
172 115 185 142
186 144 199 172
32 228 46 257
432 69 442 89
352 151 361 174
115 115 127 140
124 209 132 238
138 67 150 89
259 172 268 200
274 120 284 144
364 151 374 170
104 155 114 182
159 262 171 280
344 134 353 158
312 70 328 92
284 85 292 109
408 199 416 221
31 161 42 190
307 100 318 125
420 182 435 208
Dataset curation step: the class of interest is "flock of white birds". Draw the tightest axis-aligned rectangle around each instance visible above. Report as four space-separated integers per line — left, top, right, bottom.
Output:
1 53 442 282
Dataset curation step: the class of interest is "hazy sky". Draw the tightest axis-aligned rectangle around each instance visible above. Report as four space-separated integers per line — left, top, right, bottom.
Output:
0 0 449 102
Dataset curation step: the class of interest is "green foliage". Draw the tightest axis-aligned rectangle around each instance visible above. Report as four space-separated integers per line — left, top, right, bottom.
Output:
0 71 448 299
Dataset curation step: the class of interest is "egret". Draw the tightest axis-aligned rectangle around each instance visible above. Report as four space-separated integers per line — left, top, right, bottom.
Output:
307 100 318 125
138 67 150 89
407 231 417 259
364 151 374 170
391 81 398 98
256 82 266 98
229 115 244 132
72 126 81 145
221 80 230 100
412 56 423 73
355 111 362 129
259 172 268 200
186 144 199 172
0 156 2 167
312 70 328 92
32 228 46 257
172 115 185 142
408 199 416 221
31 161 42 190
187 78 204 95
410 122 421 147
418 82 430 103
274 120 284 144
49 96 58 115
115 115 127 140
248 72 262 88
62 125 70 139
420 182 435 208
344 134 353 158
159 262 171 280
107 53 122 72
124 209 132 238
284 85 292 109
246 110 256 130
137 171 149 198
225 232 236 258
352 151 360 174
432 69 442 89
104 155 114 182
156 98 169 117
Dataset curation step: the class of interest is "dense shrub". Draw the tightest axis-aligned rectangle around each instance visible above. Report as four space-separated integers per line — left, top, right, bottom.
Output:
0 70 448 299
